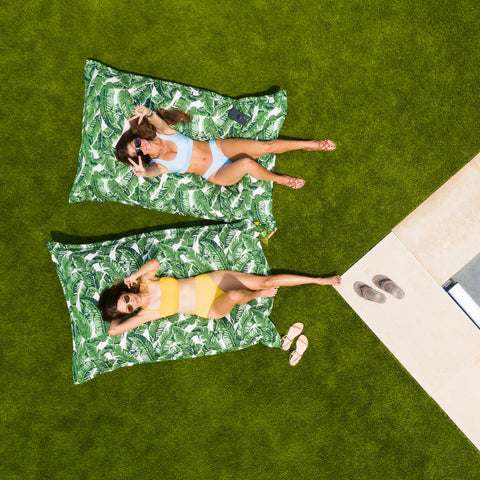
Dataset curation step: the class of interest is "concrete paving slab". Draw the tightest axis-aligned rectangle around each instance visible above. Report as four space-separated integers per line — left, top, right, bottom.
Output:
393 152 480 285
335 232 480 450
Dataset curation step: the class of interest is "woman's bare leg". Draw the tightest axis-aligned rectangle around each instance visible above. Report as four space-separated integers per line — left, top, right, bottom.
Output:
208 157 305 188
215 139 336 160
207 287 278 319
206 271 341 319
207 270 340 292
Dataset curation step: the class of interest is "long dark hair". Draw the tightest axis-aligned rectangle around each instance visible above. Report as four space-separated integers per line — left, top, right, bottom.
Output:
115 109 191 166
97 281 140 322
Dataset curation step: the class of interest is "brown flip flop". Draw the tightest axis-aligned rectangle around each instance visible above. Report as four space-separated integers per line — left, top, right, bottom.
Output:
353 282 386 303
372 275 405 299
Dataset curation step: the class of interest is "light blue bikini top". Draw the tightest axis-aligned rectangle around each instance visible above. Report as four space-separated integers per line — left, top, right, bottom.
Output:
149 132 194 173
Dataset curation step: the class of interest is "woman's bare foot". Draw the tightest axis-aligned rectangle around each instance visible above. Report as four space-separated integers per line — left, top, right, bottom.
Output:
280 175 305 189
257 287 280 298
305 139 336 151
317 275 342 286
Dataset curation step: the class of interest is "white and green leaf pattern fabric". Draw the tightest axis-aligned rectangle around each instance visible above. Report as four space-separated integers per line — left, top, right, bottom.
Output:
48 220 281 384
69 60 288 230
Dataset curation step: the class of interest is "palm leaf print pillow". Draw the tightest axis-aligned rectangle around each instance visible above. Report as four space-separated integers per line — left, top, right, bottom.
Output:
69 60 288 231
48 220 281 384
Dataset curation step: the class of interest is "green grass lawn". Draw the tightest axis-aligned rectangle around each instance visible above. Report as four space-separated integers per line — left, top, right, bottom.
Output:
2 1 480 478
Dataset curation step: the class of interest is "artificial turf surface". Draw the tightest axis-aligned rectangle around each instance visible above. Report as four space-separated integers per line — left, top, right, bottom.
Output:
2 1 480 478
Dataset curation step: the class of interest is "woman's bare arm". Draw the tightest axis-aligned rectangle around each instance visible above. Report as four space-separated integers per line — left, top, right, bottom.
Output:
129 157 169 177
108 310 158 336
129 105 176 135
124 259 160 287
145 162 169 177
148 110 177 134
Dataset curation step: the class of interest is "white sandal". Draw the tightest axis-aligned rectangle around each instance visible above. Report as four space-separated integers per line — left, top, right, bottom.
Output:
281 322 304 351
289 335 309 366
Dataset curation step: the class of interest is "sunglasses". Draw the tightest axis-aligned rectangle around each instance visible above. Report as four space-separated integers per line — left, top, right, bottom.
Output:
134 139 143 157
123 294 134 313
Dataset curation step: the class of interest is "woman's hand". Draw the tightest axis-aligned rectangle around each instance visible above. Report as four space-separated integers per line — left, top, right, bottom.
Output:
129 156 147 177
129 105 152 125
124 275 137 289
123 259 160 290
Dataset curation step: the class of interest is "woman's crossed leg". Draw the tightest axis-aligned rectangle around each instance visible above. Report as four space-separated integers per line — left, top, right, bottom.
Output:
206 270 340 319
208 138 336 188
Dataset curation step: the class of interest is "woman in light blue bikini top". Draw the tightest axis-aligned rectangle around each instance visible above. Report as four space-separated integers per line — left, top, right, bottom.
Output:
114 104 336 188
149 132 193 173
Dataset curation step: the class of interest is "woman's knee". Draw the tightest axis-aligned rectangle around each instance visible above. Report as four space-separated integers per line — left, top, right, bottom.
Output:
249 275 275 289
250 141 274 157
224 290 245 304
263 276 277 288
260 141 275 155
237 157 261 173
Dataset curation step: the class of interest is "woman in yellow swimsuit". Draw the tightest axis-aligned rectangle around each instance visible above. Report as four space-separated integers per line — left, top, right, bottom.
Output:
115 105 336 189
98 259 341 336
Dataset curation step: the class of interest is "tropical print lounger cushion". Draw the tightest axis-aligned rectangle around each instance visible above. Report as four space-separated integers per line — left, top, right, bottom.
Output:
48 220 281 384
69 60 288 231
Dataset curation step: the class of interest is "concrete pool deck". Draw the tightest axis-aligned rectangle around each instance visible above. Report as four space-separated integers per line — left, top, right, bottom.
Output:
334 151 480 450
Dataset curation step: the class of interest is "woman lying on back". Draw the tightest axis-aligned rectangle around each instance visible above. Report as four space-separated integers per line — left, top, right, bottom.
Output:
115 106 336 189
98 259 341 336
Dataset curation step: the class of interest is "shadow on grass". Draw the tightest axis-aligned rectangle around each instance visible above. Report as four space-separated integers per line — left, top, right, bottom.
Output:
89 57 282 99
50 219 224 244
